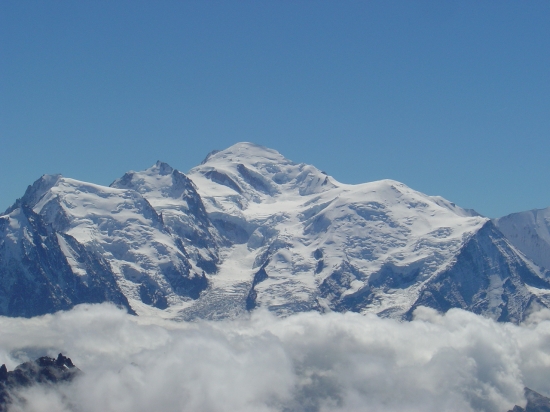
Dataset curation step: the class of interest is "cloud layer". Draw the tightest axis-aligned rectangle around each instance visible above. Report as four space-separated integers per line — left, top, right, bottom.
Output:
2 304 550 412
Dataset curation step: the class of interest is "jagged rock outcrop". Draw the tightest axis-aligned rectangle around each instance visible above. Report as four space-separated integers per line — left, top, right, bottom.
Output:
0 353 79 411
508 388 550 412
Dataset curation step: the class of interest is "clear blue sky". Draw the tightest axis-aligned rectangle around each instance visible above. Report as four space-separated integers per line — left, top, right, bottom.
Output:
1 1 549 218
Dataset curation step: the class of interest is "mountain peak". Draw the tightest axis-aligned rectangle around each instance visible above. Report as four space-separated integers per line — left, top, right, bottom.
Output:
154 161 174 176
111 162 177 190
110 161 195 200
19 174 63 209
199 142 291 168
190 142 338 199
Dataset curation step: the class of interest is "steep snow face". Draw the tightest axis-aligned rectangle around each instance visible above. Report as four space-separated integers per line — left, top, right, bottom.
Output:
494 208 550 272
110 161 220 274
16 175 207 315
184 142 493 319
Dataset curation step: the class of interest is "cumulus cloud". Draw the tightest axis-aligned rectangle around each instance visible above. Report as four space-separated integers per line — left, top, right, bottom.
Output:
2 304 550 411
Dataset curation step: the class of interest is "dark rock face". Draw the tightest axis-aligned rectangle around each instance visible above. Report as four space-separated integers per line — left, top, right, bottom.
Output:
139 281 169 309
0 206 133 317
407 222 550 323
508 388 550 412
246 262 269 311
0 353 80 411
319 261 370 312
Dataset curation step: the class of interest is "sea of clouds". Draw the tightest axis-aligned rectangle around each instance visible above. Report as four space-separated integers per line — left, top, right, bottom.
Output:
2 304 550 412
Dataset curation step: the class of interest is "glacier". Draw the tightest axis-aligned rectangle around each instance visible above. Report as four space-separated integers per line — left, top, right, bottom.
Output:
1 142 549 323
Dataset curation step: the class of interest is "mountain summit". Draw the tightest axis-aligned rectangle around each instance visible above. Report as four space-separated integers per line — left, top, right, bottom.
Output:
1 143 549 322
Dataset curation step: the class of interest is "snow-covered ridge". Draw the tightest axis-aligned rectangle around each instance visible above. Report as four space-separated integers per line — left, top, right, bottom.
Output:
186 143 493 319
1 142 549 322
494 207 550 272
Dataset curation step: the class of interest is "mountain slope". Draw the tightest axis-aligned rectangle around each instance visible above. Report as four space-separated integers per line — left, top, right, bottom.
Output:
409 221 550 323
182 142 549 322
0 202 132 317
494 208 550 272
110 161 220 274
0 173 207 317
1 142 549 322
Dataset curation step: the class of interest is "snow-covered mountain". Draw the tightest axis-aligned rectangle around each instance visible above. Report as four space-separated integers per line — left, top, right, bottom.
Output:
494 208 550 273
0 173 207 317
1 142 549 322
183 143 550 322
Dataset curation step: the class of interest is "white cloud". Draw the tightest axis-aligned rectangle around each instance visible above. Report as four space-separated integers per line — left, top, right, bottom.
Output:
2 304 550 411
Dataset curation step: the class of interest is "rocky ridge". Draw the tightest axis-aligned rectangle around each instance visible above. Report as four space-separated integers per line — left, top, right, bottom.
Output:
0 353 79 411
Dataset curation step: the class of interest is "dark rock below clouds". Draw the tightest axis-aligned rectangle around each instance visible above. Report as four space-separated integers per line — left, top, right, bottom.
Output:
509 388 550 412
0 353 80 411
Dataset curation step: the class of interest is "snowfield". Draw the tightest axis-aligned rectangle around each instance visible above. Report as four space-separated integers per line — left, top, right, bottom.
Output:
1 142 550 322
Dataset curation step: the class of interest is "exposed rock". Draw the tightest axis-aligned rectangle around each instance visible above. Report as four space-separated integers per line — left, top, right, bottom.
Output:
0 353 80 411
508 388 550 412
